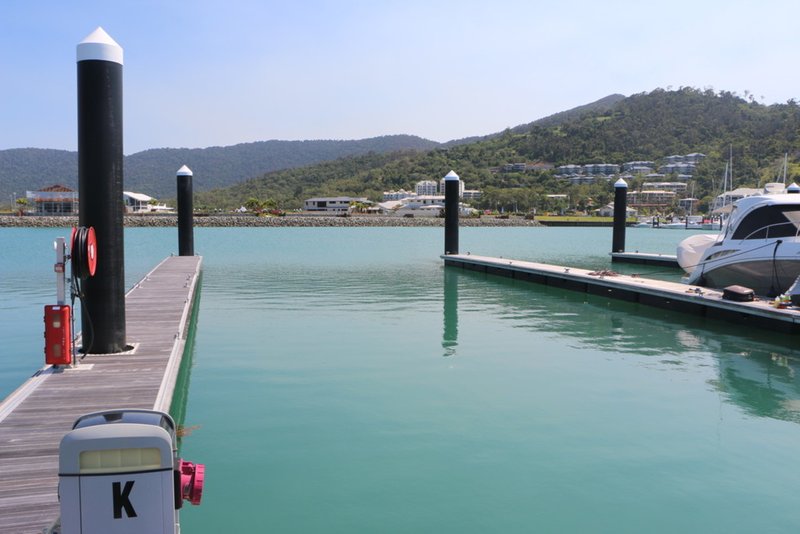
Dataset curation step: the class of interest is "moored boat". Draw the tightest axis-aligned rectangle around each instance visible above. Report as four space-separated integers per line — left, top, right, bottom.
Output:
660 215 704 230
677 187 800 296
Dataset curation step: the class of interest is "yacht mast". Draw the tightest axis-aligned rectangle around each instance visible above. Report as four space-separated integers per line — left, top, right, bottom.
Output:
722 162 729 207
729 145 734 192
783 153 788 184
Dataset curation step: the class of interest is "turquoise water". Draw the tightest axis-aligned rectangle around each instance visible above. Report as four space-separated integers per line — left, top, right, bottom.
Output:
2 227 800 532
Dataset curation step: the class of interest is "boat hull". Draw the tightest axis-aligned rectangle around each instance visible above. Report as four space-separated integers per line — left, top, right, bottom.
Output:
690 257 800 296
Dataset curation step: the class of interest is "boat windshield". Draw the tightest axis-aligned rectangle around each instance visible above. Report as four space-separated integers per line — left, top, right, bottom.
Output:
731 205 800 239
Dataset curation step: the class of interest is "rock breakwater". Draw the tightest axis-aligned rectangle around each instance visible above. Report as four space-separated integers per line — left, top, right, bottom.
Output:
0 214 541 228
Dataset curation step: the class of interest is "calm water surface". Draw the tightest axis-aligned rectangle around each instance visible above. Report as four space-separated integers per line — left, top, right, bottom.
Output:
2 226 799 533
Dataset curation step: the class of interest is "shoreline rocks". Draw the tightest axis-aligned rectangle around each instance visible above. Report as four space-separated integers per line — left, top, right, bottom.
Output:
0 214 542 228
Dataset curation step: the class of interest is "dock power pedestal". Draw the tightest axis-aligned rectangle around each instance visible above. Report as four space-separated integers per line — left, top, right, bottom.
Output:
58 409 204 534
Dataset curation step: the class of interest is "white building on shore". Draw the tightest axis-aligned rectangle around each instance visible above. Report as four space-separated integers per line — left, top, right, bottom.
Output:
123 191 174 214
382 189 415 201
415 180 438 196
303 196 368 213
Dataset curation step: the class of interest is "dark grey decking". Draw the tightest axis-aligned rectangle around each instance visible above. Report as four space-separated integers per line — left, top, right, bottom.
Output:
0 255 202 533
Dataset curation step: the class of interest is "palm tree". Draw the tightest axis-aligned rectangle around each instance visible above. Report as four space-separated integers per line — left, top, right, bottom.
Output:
244 197 266 215
15 197 28 216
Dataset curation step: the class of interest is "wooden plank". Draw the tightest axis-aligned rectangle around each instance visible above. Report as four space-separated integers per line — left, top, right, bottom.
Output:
0 255 202 533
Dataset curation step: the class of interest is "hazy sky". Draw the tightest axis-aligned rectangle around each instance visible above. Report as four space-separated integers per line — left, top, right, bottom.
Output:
2 0 798 154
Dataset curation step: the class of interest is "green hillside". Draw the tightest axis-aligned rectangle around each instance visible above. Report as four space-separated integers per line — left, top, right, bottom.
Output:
198 88 800 214
0 135 439 202
0 94 630 205
441 94 626 147
5 88 800 215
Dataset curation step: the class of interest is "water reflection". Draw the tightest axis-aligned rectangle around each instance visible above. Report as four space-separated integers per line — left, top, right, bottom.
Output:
172 279 202 448
204 263 445 314
444 266 800 424
442 268 458 357
716 348 800 423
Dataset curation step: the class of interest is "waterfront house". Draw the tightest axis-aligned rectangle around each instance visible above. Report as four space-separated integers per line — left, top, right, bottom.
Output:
26 185 78 215
123 191 174 213
596 203 637 218
400 195 445 209
627 189 676 210
303 197 367 213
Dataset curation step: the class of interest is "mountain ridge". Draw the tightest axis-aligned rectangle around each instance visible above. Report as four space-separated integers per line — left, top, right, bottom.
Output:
0 135 439 201
193 88 800 212
0 95 626 202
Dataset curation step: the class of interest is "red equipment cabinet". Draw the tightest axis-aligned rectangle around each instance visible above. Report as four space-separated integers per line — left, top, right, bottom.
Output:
44 305 72 365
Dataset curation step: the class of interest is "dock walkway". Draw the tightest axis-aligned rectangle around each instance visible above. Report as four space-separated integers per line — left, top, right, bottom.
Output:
0 255 202 533
610 251 680 268
444 254 800 334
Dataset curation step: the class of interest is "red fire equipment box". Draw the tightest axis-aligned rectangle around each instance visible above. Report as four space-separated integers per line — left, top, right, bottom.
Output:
44 305 72 366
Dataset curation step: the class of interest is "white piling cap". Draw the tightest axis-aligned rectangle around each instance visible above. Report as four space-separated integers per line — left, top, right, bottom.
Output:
614 178 628 188
444 170 460 181
177 165 193 177
77 27 123 65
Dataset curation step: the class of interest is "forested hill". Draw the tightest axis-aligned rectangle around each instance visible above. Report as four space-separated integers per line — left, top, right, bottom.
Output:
197 88 800 211
515 93 626 130
442 94 626 147
0 135 439 201
1 95 626 202
6 88 800 212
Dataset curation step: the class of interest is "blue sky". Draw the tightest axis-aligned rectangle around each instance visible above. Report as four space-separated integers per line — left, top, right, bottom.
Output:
2 0 798 154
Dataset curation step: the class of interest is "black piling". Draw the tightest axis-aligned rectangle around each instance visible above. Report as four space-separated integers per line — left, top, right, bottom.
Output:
177 165 194 256
612 178 628 254
76 27 126 353
444 170 460 255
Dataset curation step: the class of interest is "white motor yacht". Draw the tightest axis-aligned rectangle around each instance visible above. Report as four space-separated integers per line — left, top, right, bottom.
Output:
677 188 800 296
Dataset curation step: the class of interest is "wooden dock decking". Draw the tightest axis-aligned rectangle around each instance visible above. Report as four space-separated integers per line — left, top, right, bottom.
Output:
0 255 202 533
444 254 800 334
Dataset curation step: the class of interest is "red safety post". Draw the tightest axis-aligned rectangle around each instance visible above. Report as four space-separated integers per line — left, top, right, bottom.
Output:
44 305 72 366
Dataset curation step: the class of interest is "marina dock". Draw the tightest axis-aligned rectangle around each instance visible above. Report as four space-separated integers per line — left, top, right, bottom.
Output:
610 251 680 267
443 253 800 334
0 255 202 533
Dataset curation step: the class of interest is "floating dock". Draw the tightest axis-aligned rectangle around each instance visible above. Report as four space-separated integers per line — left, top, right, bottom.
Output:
443 254 800 334
0 255 202 533
610 251 680 267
